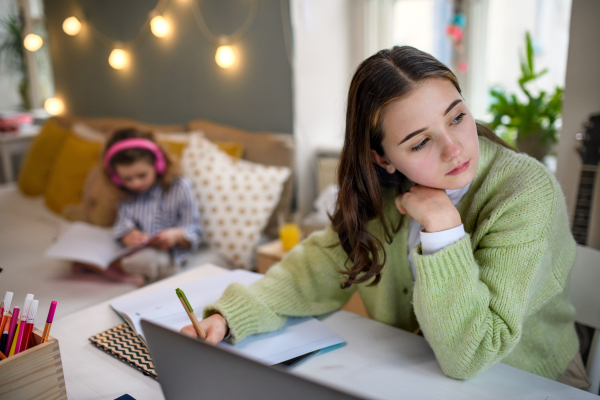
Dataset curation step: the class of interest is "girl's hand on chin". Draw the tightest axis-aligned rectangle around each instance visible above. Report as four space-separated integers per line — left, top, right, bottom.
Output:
395 185 462 233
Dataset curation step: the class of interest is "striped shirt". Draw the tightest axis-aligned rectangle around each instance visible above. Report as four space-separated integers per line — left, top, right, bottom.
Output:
112 177 202 265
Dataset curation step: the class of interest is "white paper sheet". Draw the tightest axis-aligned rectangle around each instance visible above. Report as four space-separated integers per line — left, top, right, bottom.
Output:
110 270 345 365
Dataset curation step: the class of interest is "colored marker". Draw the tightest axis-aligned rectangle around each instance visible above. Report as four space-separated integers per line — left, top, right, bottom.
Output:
0 350 6 360
13 295 33 356
0 315 10 354
8 320 20 356
0 292 13 332
4 307 18 355
0 301 4 321
176 288 206 340
8 293 33 357
21 300 38 352
41 301 57 343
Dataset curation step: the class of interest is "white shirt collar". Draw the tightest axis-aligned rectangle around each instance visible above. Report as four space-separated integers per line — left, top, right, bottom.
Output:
445 183 471 207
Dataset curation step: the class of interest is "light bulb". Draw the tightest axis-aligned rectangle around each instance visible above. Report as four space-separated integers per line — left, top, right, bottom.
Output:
23 34 43 52
109 48 128 69
44 98 64 115
150 15 170 38
215 45 235 69
62 17 81 36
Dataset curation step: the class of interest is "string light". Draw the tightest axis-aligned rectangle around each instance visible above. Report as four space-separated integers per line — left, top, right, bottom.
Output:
215 45 235 69
23 33 43 52
61 0 259 70
191 0 258 68
62 17 81 36
44 98 64 115
150 15 171 38
108 48 129 70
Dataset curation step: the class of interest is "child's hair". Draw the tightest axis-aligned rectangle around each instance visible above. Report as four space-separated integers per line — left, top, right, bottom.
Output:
103 127 180 192
331 46 514 289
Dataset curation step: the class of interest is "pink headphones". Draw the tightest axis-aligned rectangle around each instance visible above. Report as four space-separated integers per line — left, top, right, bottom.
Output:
104 138 166 186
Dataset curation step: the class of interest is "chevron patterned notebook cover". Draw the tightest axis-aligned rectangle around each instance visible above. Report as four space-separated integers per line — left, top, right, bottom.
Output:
89 323 157 380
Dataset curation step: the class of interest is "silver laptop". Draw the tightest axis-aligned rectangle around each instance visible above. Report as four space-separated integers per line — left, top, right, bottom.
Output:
141 319 365 400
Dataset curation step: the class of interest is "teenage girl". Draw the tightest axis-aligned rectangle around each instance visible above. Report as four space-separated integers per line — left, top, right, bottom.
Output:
103 128 201 285
182 47 588 388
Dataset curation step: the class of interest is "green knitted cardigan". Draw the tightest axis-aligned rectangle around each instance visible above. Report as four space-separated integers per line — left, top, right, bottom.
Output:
205 136 579 380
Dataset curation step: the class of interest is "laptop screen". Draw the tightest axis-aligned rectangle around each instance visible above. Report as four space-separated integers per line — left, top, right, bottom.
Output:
141 319 364 400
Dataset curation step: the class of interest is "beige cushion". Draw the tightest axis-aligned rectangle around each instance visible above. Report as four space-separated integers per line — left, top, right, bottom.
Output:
188 120 294 236
182 133 291 269
62 163 121 227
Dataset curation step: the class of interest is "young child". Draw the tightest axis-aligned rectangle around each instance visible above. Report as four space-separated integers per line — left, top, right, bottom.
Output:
104 128 201 285
182 47 588 388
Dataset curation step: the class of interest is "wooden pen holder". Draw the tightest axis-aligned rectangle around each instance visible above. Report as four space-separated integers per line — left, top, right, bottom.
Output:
0 327 67 400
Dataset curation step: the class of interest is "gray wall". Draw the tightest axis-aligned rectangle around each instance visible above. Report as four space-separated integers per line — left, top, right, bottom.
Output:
42 0 293 133
556 0 600 250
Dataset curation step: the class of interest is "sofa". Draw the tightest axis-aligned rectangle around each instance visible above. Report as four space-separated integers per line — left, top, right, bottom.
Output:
0 116 295 322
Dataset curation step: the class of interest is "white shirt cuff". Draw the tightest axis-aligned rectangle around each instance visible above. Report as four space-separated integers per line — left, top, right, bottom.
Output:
420 224 465 255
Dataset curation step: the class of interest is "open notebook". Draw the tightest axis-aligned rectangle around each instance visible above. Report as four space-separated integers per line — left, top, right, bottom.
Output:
45 222 158 270
110 269 345 365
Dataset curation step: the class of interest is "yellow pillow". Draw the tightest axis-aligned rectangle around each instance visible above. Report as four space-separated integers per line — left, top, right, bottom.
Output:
18 119 71 196
44 134 102 214
214 141 244 160
158 138 188 159
159 137 244 160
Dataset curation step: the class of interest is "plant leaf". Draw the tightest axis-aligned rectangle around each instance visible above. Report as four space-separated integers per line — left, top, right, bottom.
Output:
526 32 534 74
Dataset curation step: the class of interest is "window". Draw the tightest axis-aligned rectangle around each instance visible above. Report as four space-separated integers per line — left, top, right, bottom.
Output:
0 0 54 111
370 0 572 123
479 0 571 121
392 0 453 67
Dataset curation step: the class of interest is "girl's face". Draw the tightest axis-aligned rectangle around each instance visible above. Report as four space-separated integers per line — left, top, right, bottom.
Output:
372 78 479 190
115 160 157 193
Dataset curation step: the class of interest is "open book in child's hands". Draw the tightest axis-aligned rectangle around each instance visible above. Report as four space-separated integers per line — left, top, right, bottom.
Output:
45 222 158 270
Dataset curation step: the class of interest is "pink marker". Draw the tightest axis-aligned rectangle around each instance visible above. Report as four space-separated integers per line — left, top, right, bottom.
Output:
41 301 57 343
21 300 38 352
13 295 33 355
4 307 19 355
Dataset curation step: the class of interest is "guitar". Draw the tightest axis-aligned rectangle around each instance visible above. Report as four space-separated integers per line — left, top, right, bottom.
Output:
572 113 600 245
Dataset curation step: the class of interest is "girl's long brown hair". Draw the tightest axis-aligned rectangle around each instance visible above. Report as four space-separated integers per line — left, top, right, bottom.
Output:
104 127 181 194
331 46 513 289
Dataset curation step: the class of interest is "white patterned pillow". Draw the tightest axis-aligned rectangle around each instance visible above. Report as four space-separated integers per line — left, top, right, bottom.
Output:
182 133 291 269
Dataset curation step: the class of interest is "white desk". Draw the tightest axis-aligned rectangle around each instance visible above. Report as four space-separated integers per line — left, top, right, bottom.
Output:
52 264 597 399
0 124 40 182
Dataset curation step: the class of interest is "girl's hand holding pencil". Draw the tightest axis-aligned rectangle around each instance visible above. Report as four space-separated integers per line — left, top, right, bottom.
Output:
177 287 228 345
180 313 228 345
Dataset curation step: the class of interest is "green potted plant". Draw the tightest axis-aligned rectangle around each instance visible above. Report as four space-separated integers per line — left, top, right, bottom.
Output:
487 32 563 161
0 13 30 110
